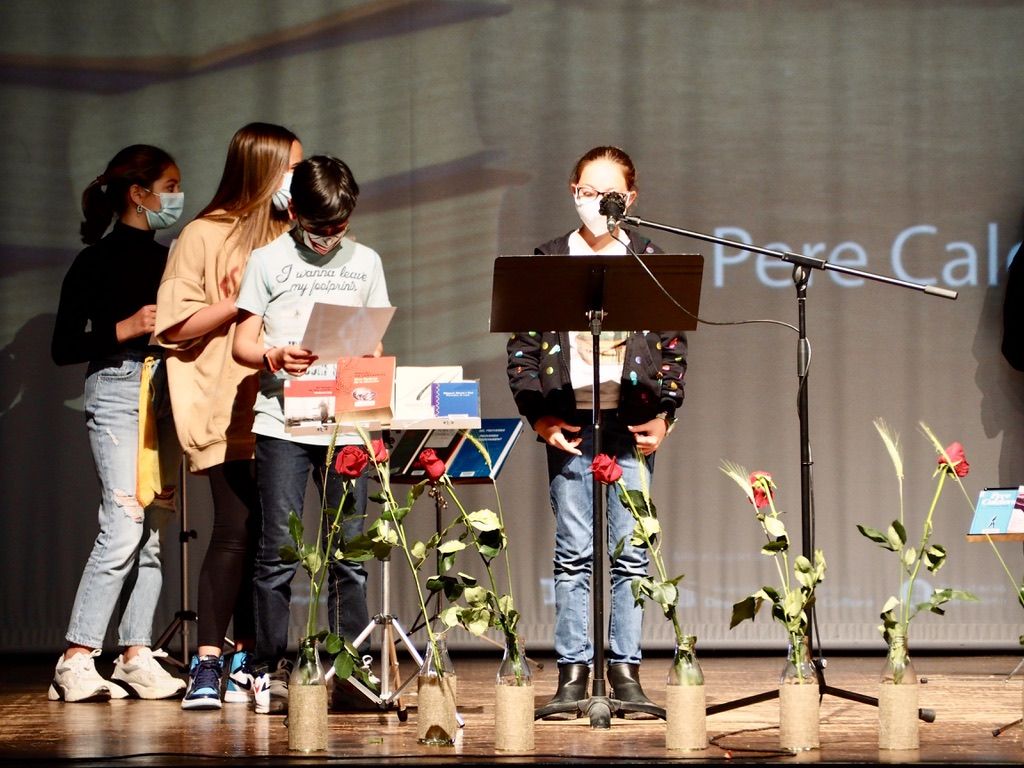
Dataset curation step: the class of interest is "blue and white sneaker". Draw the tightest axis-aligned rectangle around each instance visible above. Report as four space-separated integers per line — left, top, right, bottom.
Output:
181 654 223 710
224 650 255 704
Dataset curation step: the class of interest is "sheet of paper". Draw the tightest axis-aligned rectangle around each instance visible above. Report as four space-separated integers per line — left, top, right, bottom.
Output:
300 303 396 359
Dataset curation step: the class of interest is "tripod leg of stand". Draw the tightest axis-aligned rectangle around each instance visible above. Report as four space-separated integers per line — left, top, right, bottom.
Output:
384 624 408 720
152 461 196 671
152 612 196 672
993 717 1023 737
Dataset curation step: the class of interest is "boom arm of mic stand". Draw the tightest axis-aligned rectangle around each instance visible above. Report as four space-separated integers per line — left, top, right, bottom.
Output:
618 215 958 300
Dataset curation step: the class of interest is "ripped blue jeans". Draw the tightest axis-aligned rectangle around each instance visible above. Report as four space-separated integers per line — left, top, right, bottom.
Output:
65 352 180 650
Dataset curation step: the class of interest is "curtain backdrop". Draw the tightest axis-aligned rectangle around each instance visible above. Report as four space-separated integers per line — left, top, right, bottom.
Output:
2 0 1022 654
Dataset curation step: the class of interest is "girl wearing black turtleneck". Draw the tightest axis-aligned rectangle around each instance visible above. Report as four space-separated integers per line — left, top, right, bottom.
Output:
48 145 187 704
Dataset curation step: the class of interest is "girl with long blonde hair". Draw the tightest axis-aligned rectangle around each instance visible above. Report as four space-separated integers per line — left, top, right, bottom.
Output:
155 122 302 710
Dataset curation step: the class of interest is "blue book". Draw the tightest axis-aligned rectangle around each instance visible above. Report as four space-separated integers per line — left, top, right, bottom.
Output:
968 486 1024 538
445 418 524 484
430 380 480 418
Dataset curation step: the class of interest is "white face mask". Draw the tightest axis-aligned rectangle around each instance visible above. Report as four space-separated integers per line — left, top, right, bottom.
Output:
272 171 293 212
575 195 611 237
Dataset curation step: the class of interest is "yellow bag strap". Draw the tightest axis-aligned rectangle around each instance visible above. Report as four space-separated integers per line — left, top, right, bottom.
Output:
136 355 161 508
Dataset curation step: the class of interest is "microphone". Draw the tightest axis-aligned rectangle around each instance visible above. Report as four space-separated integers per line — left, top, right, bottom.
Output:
598 191 627 233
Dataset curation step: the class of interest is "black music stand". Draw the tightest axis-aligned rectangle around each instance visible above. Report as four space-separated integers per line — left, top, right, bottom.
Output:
491 253 703 728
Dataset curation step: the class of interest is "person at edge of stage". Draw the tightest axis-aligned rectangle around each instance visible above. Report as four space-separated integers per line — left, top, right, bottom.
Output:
154 122 302 710
1001 210 1024 374
232 154 389 715
50 144 186 703
505 145 687 719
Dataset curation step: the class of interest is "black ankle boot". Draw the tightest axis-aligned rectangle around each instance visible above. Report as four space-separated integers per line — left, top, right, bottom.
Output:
542 662 589 720
607 662 656 718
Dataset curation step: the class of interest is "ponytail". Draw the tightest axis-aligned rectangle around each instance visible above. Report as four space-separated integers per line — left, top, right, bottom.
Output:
80 176 115 245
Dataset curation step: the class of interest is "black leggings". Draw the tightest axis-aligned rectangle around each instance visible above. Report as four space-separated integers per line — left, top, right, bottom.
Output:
196 460 261 650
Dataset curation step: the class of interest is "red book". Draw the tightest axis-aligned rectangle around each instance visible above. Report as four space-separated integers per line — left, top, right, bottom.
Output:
334 355 397 425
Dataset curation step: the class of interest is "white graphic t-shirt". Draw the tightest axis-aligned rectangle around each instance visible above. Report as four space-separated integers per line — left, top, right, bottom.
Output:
236 229 390 445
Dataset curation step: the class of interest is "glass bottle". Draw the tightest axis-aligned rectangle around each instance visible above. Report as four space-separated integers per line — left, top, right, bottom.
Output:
667 634 704 687
780 634 818 686
497 636 532 687
288 637 328 752
778 634 820 751
880 626 917 686
420 632 455 679
666 635 707 751
291 636 326 687
495 636 534 752
417 633 458 746
878 625 919 749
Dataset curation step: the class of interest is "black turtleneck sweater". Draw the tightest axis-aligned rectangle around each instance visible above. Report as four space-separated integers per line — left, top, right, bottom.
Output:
51 221 169 366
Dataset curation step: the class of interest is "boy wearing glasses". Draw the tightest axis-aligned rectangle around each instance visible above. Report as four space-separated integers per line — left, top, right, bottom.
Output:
233 155 389 714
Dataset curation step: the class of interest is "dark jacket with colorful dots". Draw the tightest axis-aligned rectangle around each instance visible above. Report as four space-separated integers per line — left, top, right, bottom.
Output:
505 230 688 429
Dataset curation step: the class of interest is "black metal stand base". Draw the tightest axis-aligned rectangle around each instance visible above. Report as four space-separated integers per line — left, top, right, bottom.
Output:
536 696 665 729
707 662 936 723
534 676 666 728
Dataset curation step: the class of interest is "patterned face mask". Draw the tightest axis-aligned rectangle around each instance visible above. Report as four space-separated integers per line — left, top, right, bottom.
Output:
300 226 346 255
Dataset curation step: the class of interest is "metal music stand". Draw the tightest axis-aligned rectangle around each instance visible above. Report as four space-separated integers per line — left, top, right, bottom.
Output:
322 422 483 723
490 253 703 729
320 430 422 721
153 462 197 671
324 552 423 721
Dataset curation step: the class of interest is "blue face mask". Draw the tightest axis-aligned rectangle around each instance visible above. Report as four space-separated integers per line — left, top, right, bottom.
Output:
141 191 184 230
272 171 293 212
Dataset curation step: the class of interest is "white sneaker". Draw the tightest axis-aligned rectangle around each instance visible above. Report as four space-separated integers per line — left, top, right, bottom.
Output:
254 657 291 714
253 670 271 714
111 648 186 700
224 650 255 704
48 649 112 703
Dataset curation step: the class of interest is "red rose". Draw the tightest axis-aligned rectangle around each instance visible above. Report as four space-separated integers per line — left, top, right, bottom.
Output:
749 471 774 509
335 445 369 478
417 448 447 482
370 438 389 464
938 442 969 478
591 454 623 485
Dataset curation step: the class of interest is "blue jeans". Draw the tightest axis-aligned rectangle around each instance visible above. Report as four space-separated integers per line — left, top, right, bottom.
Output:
253 436 370 663
65 352 179 649
546 412 654 667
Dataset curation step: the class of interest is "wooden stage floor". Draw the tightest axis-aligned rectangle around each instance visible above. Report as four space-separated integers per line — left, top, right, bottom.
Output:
1 650 1023 766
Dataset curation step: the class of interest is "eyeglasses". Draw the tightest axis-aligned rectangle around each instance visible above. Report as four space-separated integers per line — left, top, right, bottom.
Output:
571 184 633 204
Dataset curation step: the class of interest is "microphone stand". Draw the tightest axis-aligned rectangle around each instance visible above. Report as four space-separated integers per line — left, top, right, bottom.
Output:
615 211 953 721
